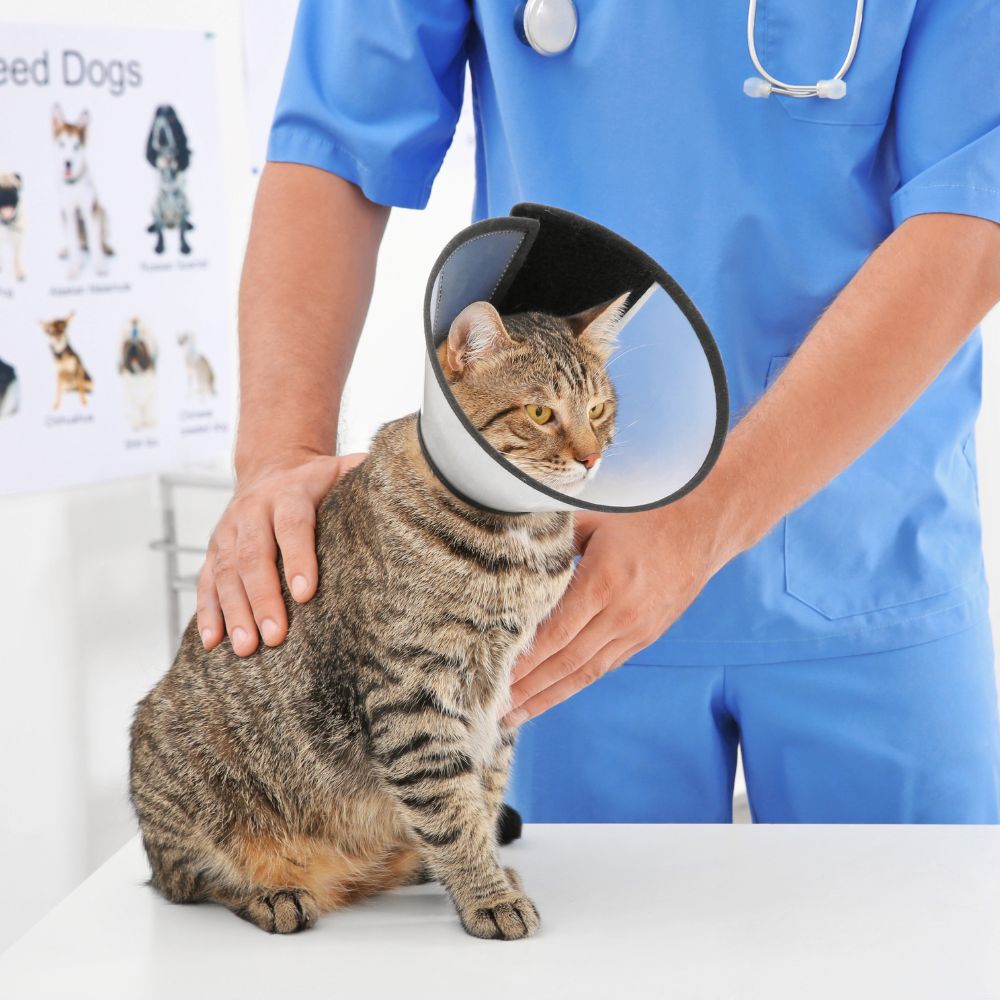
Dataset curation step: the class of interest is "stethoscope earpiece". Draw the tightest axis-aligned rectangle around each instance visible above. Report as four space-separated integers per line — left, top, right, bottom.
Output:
815 78 848 100
743 77 774 99
515 0 578 57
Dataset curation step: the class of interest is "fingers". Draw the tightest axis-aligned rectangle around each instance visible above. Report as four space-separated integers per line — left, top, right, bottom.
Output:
200 505 288 657
273 493 318 604
505 635 642 726
509 607 617 710
192 451 368 659
195 560 224 651
511 568 611 683
213 546 261 656
233 516 288 648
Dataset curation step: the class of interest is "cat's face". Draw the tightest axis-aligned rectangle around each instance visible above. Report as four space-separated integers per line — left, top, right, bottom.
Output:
438 296 626 494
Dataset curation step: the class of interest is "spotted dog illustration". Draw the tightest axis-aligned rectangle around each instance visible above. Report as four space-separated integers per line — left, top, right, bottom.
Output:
146 105 194 255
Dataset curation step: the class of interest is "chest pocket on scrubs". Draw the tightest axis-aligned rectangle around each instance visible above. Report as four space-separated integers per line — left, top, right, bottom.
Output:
765 352 984 621
756 0 914 125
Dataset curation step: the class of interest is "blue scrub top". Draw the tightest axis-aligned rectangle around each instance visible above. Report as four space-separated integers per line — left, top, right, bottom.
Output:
268 0 1000 665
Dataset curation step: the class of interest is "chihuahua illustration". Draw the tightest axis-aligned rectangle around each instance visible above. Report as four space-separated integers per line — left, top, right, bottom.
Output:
40 312 93 409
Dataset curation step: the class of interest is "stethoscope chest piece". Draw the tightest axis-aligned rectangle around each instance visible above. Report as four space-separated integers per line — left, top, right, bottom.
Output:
515 0 578 56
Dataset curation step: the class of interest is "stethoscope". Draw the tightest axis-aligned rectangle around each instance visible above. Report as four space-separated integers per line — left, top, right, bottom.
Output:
515 0 865 101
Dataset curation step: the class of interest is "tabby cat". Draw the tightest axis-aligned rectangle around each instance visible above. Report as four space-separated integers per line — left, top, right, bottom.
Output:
129 294 626 939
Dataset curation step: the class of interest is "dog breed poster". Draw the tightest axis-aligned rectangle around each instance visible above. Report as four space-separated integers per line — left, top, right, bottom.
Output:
0 22 233 496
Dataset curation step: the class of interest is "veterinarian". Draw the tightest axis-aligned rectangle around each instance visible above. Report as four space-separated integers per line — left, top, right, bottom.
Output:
198 1 1000 823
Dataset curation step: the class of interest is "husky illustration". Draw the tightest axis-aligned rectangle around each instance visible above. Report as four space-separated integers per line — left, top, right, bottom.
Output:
52 105 114 278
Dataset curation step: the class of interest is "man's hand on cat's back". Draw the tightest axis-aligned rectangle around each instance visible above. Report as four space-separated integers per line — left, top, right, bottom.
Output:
197 451 367 657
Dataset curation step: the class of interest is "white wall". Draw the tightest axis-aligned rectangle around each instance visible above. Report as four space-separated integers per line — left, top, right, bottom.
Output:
0 0 250 952
1 0 999 955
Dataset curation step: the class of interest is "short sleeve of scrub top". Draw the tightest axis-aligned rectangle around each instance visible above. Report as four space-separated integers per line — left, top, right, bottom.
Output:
266 0 470 209
890 0 1000 227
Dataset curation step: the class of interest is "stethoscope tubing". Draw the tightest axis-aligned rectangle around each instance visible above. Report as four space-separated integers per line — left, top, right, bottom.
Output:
745 0 864 97
516 0 865 101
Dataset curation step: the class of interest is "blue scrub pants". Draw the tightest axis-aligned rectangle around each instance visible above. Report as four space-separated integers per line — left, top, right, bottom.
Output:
509 616 1000 823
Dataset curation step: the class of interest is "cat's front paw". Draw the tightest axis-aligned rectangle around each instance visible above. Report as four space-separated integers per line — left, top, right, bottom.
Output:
460 892 540 941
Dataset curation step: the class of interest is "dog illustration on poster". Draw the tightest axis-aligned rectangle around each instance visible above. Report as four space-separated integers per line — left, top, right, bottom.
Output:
40 312 93 410
146 105 194 255
119 317 158 430
177 332 215 399
52 105 115 279
0 358 19 418
0 173 26 282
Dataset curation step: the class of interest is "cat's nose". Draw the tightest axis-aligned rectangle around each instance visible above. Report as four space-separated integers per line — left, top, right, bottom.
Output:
576 452 599 470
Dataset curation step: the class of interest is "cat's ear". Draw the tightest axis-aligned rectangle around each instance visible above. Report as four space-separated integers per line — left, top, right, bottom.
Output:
443 301 511 375
567 292 631 361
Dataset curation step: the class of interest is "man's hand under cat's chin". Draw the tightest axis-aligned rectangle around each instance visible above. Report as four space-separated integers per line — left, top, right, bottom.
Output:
197 451 367 658
504 497 739 726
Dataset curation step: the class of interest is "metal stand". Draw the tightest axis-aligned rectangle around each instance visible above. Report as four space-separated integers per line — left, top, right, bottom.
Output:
150 472 233 647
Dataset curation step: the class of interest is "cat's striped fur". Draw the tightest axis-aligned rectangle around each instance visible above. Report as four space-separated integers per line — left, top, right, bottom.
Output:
129 297 625 939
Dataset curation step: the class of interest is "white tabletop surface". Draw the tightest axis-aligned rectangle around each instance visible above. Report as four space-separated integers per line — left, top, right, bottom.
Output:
1 824 998 999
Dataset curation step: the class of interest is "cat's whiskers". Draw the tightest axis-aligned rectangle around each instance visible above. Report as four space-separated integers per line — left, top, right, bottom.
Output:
606 342 653 370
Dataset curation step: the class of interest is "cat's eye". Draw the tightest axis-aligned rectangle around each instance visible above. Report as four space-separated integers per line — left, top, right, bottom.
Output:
589 402 605 419
525 404 553 425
